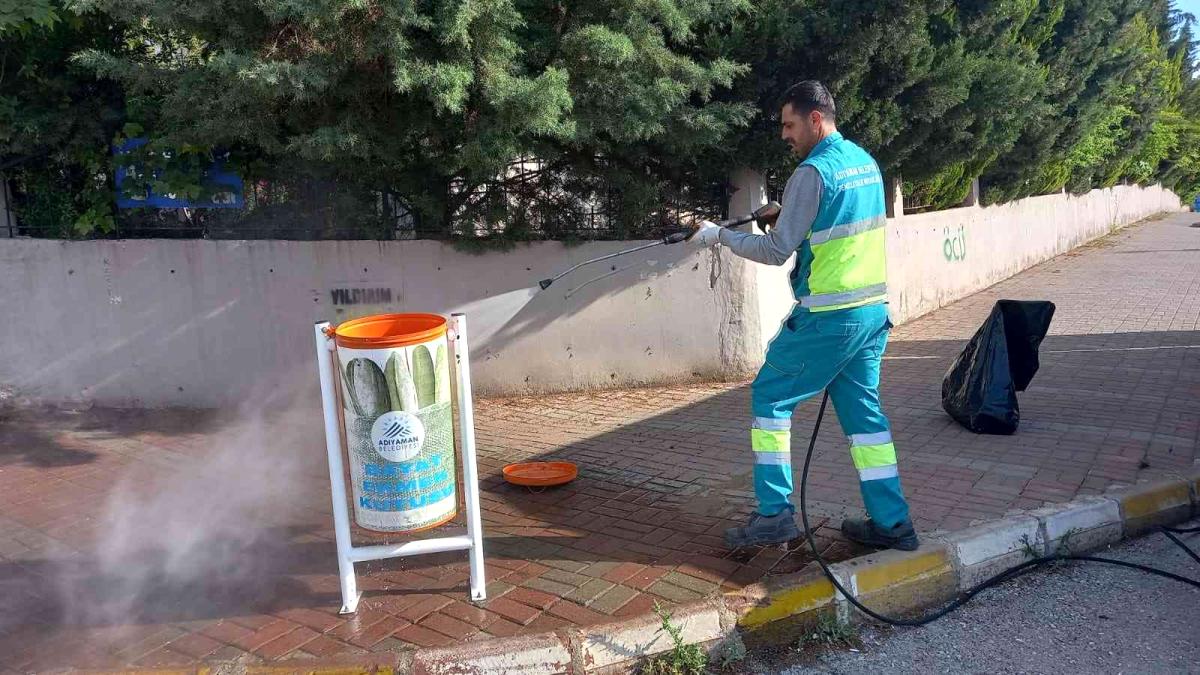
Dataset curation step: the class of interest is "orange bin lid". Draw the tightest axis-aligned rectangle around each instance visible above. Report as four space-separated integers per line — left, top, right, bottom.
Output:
333 313 448 349
502 461 578 487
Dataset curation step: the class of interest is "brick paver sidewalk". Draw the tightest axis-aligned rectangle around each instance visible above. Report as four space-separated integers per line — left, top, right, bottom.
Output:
1 214 1197 671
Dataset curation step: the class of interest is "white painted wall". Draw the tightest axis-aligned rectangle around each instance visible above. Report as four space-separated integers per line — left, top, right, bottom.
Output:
885 183 1182 323
727 168 793 352
0 183 1180 408
0 237 759 407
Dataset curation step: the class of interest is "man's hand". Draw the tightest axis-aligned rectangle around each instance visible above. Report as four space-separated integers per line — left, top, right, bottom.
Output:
689 220 722 247
755 203 781 230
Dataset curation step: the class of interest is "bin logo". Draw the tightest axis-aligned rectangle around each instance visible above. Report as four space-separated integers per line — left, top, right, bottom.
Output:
370 411 425 462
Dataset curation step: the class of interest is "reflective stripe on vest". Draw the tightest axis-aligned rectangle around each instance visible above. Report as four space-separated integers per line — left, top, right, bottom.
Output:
799 282 888 310
803 217 887 310
795 133 888 312
808 214 887 245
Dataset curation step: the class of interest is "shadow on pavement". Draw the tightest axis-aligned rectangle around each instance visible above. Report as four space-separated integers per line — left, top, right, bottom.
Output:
0 327 1195 668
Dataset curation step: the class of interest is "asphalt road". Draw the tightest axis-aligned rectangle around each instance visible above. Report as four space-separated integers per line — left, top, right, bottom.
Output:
739 520 1200 675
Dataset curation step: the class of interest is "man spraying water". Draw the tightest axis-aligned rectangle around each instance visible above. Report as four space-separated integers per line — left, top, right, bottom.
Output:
691 81 918 552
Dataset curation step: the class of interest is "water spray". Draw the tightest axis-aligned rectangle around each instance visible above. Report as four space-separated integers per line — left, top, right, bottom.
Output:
537 201 781 291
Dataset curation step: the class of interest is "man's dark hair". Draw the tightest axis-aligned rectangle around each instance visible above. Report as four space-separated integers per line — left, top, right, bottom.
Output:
781 80 836 120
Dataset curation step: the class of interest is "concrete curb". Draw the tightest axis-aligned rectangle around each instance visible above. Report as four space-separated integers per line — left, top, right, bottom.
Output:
183 471 1199 675
412 633 570 674
1109 477 1193 536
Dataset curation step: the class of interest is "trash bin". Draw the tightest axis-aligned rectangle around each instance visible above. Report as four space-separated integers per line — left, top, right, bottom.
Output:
332 313 457 532
941 300 1055 435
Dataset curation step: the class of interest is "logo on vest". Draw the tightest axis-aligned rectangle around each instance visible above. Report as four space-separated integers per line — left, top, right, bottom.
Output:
370 411 425 462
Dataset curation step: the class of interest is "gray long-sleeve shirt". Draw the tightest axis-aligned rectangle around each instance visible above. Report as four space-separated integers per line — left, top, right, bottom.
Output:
719 165 821 266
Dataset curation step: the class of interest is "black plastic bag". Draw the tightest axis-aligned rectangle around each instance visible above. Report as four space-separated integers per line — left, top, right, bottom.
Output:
941 300 1056 435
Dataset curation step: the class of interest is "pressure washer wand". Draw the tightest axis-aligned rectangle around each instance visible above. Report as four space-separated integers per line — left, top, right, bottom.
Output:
537 241 670 290
537 201 780 291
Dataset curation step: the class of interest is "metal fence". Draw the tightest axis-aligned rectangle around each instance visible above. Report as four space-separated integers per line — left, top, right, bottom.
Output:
3 158 730 242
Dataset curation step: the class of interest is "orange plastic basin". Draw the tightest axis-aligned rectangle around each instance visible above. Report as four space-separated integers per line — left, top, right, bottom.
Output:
502 461 578 487
333 313 447 349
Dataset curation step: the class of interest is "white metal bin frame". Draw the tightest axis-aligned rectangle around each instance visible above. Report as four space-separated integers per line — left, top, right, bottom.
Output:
313 313 486 614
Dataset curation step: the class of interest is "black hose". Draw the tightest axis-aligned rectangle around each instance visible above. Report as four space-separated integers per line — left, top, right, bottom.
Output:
1066 554 1200 587
1161 530 1200 566
797 390 1200 627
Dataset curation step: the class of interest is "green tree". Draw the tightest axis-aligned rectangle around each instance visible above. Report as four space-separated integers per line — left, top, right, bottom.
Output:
979 0 1172 202
714 1 970 184
1152 6 1200 202
6 0 1200 239
69 0 751 240
1 0 128 235
716 0 1062 211
902 0 1063 209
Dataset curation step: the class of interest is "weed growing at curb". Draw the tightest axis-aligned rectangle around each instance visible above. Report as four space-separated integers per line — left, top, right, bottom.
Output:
641 602 708 675
1019 533 1039 559
1059 527 1083 556
797 613 862 651
716 632 747 670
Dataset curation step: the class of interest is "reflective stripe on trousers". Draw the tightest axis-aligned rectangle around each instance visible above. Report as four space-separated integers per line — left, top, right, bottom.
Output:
849 431 899 481
752 417 791 466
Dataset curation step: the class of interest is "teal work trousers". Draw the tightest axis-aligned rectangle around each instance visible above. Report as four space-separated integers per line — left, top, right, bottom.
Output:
749 303 911 528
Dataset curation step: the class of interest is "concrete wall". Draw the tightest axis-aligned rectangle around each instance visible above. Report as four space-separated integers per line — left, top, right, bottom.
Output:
0 183 1180 408
0 237 761 407
885 183 1181 323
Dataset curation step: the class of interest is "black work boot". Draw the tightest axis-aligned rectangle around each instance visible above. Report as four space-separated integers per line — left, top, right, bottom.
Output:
725 508 802 549
841 517 920 551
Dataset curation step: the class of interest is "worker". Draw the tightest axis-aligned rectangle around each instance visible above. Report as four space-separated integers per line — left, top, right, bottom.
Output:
691 81 918 551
